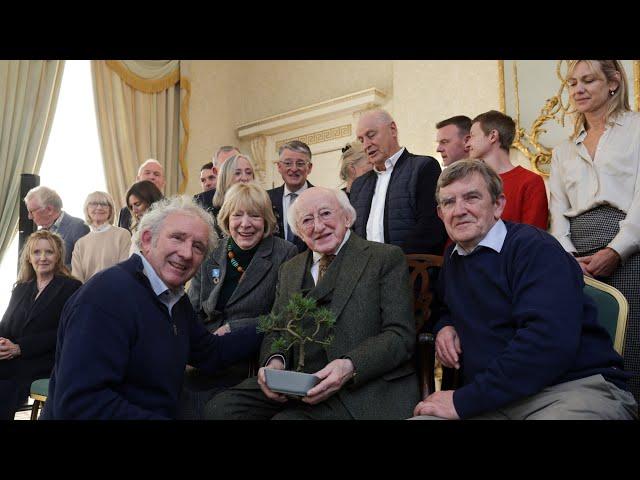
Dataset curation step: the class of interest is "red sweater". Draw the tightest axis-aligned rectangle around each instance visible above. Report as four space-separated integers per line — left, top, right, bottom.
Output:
500 166 549 230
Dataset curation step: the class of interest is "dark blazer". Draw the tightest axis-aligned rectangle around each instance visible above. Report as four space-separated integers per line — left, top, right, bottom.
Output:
258 233 420 420
55 212 90 267
117 206 131 231
193 189 216 212
350 149 446 254
41 255 262 420
267 182 313 253
188 235 298 332
0 275 81 418
0 275 81 367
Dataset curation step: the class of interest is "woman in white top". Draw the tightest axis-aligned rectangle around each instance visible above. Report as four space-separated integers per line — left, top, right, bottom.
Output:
71 191 131 283
549 60 640 401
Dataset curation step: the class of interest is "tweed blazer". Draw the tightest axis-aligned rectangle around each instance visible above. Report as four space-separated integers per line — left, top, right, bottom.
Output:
257 233 420 420
54 212 90 267
188 235 298 332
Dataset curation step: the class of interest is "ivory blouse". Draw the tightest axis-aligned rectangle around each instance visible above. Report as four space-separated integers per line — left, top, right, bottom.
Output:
549 111 640 261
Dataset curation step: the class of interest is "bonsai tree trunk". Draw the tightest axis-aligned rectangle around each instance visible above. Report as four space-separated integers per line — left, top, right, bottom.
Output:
297 342 305 372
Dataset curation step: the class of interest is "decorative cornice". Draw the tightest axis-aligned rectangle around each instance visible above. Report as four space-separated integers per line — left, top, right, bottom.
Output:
237 88 386 139
275 124 352 152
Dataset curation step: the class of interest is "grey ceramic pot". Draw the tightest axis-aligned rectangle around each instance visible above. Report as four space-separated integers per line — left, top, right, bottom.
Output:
264 369 320 396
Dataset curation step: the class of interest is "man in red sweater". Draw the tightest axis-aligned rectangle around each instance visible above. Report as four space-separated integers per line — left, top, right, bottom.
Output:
467 110 548 230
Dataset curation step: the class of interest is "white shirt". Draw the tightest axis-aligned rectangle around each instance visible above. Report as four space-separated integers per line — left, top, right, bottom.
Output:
549 111 640 260
265 230 351 368
136 252 185 317
452 220 507 257
283 182 309 240
90 223 111 233
366 147 405 243
310 230 351 284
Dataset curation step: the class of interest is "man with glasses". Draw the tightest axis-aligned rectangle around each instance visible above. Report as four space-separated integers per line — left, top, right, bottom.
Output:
268 140 314 252
23 186 89 268
205 187 419 420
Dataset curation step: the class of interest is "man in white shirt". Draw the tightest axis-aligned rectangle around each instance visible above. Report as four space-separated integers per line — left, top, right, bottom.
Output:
267 140 314 252
350 109 446 254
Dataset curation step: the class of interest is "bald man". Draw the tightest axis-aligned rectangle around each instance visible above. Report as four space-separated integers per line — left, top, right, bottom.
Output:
350 109 446 254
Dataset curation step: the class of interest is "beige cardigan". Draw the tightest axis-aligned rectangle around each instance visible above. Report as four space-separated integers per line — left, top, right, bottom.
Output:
71 225 132 283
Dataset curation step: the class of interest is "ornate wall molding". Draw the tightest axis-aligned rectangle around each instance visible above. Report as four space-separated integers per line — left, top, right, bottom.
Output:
236 88 386 140
275 124 352 152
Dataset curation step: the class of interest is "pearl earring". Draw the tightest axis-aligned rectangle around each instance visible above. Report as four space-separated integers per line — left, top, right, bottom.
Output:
610 90 616 96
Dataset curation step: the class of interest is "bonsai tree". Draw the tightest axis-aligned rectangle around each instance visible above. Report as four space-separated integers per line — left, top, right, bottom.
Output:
257 293 336 372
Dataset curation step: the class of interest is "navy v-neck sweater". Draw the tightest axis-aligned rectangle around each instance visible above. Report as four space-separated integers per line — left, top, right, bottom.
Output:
436 222 629 419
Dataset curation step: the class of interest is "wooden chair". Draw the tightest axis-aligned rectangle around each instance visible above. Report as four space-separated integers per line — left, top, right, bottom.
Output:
406 254 443 399
583 276 628 356
29 378 49 420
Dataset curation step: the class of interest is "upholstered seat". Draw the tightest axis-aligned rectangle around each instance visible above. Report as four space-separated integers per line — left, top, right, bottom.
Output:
29 378 49 420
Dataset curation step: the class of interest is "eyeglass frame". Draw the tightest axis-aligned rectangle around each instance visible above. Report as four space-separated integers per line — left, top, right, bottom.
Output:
297 208 338 233
88 201 110 208
274 159 311 169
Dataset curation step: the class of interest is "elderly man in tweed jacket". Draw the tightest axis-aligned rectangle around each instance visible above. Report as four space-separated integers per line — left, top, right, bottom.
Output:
205 187 419 420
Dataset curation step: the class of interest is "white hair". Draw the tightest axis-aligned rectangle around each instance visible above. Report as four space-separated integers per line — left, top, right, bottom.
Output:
24 185 63 211
287 187 356 237
137 158 163 177
132 195 217 256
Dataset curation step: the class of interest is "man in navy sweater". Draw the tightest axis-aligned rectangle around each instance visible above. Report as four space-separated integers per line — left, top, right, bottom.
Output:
412 160 637 420
41 196 261 420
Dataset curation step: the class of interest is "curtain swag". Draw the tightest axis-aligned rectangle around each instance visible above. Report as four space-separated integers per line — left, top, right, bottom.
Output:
105 60 179 94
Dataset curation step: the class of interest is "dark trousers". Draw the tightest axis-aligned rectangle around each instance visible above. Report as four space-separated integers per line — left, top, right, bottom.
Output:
204 376 354 420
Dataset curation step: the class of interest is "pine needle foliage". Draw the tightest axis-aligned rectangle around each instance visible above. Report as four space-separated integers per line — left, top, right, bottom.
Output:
257 293 336 372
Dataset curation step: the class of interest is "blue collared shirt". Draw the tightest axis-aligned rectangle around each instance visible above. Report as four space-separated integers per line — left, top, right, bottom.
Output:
452 220 507 257
135 252 185 317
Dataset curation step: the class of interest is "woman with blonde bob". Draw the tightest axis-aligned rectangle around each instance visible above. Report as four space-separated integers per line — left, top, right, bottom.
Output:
72 191 131 283
183 182 297 419
549 60 640 401
0 231 81 419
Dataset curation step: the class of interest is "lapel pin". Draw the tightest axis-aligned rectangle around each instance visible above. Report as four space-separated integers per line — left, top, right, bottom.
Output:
211 268 221 284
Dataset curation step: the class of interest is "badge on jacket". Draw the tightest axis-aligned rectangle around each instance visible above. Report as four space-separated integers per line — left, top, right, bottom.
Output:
211 268 221 284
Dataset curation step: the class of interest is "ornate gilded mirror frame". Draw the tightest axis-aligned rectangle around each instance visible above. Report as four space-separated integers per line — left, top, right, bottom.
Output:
498 60 640 177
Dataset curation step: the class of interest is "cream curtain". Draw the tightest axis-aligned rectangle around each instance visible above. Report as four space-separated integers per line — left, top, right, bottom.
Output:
0 60 65 264
92 60 187 209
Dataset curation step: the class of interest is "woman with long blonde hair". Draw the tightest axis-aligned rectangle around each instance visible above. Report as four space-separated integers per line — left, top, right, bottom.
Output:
0 231 81 419
549 60 640 401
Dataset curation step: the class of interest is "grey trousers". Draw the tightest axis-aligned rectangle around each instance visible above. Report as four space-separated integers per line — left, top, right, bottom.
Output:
411 374 638 420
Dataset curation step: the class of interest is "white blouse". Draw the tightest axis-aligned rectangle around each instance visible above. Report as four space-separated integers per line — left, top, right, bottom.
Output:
549 111 640 261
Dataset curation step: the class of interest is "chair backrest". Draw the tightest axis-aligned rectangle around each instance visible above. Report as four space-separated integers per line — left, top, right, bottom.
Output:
406 254 444 332
583 276 628 356
406 254 444 398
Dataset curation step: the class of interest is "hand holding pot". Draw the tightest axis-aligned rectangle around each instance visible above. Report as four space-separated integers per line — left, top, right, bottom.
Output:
302 358 354 405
